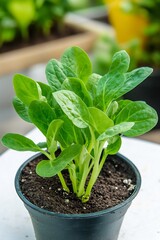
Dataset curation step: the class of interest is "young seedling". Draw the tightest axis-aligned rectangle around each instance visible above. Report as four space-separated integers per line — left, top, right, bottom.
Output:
1 46 158 202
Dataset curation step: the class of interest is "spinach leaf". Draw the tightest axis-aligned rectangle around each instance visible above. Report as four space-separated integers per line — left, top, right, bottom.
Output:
56 115 84 147
36 144 82 177
47 119 64 154
98 122 135 141
115 101 158 136
62 77 93 106
28 100 56 135
45 59 72 91
106 136 122 155
95 50 130 110
53 90 94 128
109 50 130 74
1 133 41 152
88 107 114 134
13 74 42 106
13 96 31 122
61 46 92 83
37 81 55 107
115 67 153 98
86 73 101 102
106 101 119 119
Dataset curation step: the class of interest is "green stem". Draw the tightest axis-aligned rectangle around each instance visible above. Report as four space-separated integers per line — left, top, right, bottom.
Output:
68 165 78 194
58 172 70 193
98 149 109 175
78 145 86 174
76 128 95 199
87 127 95 153
40 148 70 193
77 156 91 198
82 141 105 203
40 150 52 160
39 149 68 191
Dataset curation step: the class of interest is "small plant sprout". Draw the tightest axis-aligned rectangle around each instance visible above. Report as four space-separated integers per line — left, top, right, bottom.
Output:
1 46 158 203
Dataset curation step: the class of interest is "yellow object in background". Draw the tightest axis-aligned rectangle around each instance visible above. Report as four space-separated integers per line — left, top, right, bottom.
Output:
105 0 149 46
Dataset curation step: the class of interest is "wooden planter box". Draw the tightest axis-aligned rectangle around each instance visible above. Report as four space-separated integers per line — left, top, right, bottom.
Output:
0 7 115 76
0 26 96 76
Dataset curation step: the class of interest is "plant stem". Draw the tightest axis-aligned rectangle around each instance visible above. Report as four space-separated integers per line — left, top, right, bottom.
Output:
68 166 78 194
98 149 109 175
77 156 91 198
39 150 70 192
87 127 95 153
82 141 104 203
58 172 70 193
40 150 52 160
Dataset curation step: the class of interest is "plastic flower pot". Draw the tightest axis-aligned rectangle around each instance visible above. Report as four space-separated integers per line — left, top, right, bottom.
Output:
15 153 141 240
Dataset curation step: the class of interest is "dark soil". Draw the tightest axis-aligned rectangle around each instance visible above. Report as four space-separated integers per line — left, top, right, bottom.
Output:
20 154 136 214
0 24 82 54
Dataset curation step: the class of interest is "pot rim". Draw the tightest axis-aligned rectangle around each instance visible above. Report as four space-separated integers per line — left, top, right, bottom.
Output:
15 152 141 219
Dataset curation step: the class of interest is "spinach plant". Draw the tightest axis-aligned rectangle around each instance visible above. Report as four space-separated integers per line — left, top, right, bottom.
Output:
1 46 158 202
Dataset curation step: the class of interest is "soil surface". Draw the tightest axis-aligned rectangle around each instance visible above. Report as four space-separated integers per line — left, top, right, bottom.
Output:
0 24 82 53
20 154 136 214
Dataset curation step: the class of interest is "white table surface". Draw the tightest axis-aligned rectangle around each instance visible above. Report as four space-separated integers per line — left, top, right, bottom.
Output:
0 128 160 240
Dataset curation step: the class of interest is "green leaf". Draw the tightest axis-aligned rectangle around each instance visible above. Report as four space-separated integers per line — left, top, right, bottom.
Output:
13 96 31 122
88 107 114 134
96 73 125 110
62 77 92 106
61 46 92 83
56 115 84 147
13 74 41 106
116 99 132 113
86 73 101 102
115 67 153 98
53 90 93 128
1 133 41 152
28 100 56 135
115 101 158 136
55 116 75 147
73 128 90 152
36 144 82 177
109 50 130 74
45 59 74 91
112 99 132 119
106 101 119 119
98 122 134 141
100 67 153 105
37 142 47 149
106 136 122 155
95 50 130 110
38 81 55 107
46 119 64 153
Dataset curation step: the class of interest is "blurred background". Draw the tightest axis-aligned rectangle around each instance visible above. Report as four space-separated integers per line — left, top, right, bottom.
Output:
0 0 160 153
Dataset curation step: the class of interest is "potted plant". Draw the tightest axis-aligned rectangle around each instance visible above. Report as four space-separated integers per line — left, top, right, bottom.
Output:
1 46 158 240
0 0 96 75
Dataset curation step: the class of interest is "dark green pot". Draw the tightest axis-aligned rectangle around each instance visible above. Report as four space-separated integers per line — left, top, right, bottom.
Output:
15 153 141 240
